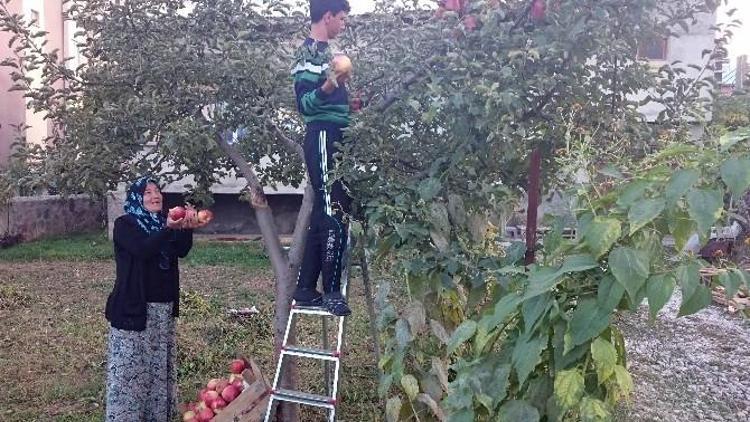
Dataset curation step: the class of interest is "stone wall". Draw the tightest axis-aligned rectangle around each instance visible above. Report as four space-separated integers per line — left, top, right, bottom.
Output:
0 194 105 241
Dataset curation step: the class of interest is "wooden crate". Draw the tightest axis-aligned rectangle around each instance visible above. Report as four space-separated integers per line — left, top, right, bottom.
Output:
214 358 271 422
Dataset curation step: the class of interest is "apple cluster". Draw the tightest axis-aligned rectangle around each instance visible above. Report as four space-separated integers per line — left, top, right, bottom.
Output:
182 358 249 422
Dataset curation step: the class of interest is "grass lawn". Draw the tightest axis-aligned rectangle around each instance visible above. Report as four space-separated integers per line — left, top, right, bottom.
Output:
0 232 381 421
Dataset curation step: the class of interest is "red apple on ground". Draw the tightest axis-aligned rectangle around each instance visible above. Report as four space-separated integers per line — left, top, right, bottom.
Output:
169 206 186 220
183 410 197 421
221 385 240 402
229 358 247 374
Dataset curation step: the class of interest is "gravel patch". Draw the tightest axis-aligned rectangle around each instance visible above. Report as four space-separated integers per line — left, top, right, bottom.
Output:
616 292 750 421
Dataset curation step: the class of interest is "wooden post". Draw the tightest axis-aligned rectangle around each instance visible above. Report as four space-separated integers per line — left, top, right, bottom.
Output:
525 148 542 265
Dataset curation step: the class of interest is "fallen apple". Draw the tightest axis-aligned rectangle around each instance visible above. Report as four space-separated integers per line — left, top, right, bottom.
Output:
183 410 197 422
221 384 240 402
197 209 214 224
169 206 186 220
331 54 352 76
229 358 247 374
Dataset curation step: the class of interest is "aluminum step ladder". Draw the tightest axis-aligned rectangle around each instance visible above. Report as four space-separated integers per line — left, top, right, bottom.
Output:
264 241 352 422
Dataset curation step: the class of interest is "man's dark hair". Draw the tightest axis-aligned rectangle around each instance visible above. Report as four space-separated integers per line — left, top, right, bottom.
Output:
310 0 351 23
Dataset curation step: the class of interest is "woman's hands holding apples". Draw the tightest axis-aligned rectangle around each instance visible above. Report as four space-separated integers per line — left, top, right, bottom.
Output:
168 205 213 229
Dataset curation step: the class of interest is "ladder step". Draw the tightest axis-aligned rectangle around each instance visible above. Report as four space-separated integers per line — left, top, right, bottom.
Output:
272 388 336 409
282 346 340 361
291 304 337 317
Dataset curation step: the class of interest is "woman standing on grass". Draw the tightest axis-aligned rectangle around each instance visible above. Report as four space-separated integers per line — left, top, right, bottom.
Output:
104 176 203 421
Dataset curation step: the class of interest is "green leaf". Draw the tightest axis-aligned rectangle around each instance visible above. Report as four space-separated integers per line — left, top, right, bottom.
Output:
686 188 723 236
579 397 611 422
646 274 676 319
616 181 651 209
400 374 419 401
418 178 442 201
497 400 540 422
522 293 551 334
720 157 750 197
395 318 412 349
613 365 634 397
669 210 696 251
386 396 402 422
720 128 750 150
597 275 625 313
628 198 665 235
609 247 650 302
666 169 700 205
676 262 701 300
512 333 546 386
583 217 622 257
719 269 746 298
591 338 617 383
417 394 446 421
447 320 477 354
525 255 598 299
568 299 611 346
554 369 585 410
678 284 711 317
478 293 522 333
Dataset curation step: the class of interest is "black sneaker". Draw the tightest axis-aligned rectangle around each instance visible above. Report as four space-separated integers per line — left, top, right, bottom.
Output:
323 294 351 316
293 287 323 307
295 295 323 307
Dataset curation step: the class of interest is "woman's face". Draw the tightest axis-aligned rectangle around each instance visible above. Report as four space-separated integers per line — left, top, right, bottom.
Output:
143 182 163 213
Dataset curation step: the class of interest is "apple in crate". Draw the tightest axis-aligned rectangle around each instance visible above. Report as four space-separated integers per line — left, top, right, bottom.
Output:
206 378 221 390
196 407 214 422
183 410 197 421
229 358 247 374
210 397 227 412
204 390 219 406
221 385 240 402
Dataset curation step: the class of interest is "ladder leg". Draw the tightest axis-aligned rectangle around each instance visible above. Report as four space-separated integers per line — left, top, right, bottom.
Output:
322 314 331 397
329 406 336 422
263 396 275 422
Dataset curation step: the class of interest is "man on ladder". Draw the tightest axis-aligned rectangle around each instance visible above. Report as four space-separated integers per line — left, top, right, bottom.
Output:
265 1 353 421
290 0 353 317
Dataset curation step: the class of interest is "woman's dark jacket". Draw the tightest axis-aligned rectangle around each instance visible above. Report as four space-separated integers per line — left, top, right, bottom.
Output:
105 214 193 331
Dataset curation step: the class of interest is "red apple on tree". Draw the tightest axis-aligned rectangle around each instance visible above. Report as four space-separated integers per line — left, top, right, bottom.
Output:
530 0 546 22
